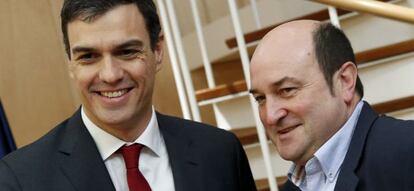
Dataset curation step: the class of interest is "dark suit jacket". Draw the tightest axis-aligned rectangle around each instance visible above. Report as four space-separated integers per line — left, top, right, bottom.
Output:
0 109 257 191
281 102 414 191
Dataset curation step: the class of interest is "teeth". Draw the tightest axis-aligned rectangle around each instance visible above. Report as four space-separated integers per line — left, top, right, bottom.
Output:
101 89 128 98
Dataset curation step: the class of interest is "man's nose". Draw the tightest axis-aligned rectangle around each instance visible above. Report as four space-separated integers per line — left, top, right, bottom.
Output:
98 56 124 84
263 98 288 126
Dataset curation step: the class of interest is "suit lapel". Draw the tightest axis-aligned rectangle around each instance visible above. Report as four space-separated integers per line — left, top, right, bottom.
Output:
157 113 202 191
281 180 301 191
334 102 379 191
56 109 115 191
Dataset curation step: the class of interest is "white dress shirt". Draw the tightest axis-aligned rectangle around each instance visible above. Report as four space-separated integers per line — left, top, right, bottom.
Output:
288 100 364 191
82 107 175 191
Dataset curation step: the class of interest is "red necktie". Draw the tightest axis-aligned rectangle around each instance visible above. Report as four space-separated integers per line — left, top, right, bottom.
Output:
119 144 152 191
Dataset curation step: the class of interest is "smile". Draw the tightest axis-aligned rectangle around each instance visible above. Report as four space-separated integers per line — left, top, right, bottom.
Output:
99 89 131 98
278 124 301 134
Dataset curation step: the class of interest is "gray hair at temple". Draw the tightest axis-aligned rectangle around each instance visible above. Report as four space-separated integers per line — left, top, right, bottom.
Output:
312 22 364 97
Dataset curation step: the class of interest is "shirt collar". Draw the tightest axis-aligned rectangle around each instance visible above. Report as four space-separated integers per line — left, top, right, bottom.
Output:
288 100 364 184
314 100 364 181
81 106 163 161
288 156 322 187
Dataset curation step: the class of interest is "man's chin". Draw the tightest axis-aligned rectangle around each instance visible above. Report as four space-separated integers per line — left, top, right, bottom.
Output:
92 109 135 126
276 145 300 161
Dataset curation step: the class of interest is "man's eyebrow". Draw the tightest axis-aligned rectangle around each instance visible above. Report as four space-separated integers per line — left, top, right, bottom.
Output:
71 47 96 55
71 39 144 55
272 77 299 87
115 39 144 50
249 76 299 94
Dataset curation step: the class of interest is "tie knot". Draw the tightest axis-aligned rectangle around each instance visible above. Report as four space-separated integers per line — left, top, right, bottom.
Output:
119 143 144 169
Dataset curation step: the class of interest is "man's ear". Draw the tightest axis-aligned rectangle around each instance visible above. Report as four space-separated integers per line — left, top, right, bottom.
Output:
154 33 164 72
337 62 358 103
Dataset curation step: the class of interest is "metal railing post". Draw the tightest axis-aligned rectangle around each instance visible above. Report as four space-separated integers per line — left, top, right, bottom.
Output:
250 0 262 29
190 0 216 88
165 0 202 122
328 6 341 28
189 0 225 128
227 0 278 190
156 0 192 120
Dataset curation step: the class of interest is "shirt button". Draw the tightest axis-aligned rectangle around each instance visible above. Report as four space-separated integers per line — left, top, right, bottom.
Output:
328 172 334 182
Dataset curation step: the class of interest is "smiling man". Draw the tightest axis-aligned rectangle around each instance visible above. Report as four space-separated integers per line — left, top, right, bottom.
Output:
0 1 256 191
250 20 414 191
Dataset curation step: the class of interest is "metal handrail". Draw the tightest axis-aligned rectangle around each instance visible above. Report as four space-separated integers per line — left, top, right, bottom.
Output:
309 0 414 24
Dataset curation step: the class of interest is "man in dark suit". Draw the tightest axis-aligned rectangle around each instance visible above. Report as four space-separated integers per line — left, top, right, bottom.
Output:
0 0 257 190
249 20 414 191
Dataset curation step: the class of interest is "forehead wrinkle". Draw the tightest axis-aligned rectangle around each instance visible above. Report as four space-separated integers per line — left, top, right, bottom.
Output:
272 77 301 87
114 39 144 51
71 38 144 54
250 76 301 95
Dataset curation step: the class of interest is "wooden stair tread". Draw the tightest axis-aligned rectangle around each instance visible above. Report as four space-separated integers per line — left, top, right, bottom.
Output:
225 0 392 49
225 9 350 48
212 45 257 65
230 95 414 146
372 95 414 114
230 126 259 145
356 39 414 64
195 80 247 102
195 39 414 102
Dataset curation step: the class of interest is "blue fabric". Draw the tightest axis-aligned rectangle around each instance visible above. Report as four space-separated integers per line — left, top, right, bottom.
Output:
0 99 16 158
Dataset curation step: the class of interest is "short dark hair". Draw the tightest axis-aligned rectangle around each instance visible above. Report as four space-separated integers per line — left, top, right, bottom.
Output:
312 22 364 98
61 0 161 59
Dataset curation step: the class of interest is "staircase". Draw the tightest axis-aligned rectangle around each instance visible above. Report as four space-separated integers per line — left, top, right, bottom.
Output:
195 39 414 103
162 0 414 190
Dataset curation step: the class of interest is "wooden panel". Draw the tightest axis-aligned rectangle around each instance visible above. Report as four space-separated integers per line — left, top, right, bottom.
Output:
48 0 81 105
0 0 77 147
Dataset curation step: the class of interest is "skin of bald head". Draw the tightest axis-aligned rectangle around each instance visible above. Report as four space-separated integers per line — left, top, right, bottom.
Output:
249 20 360 165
